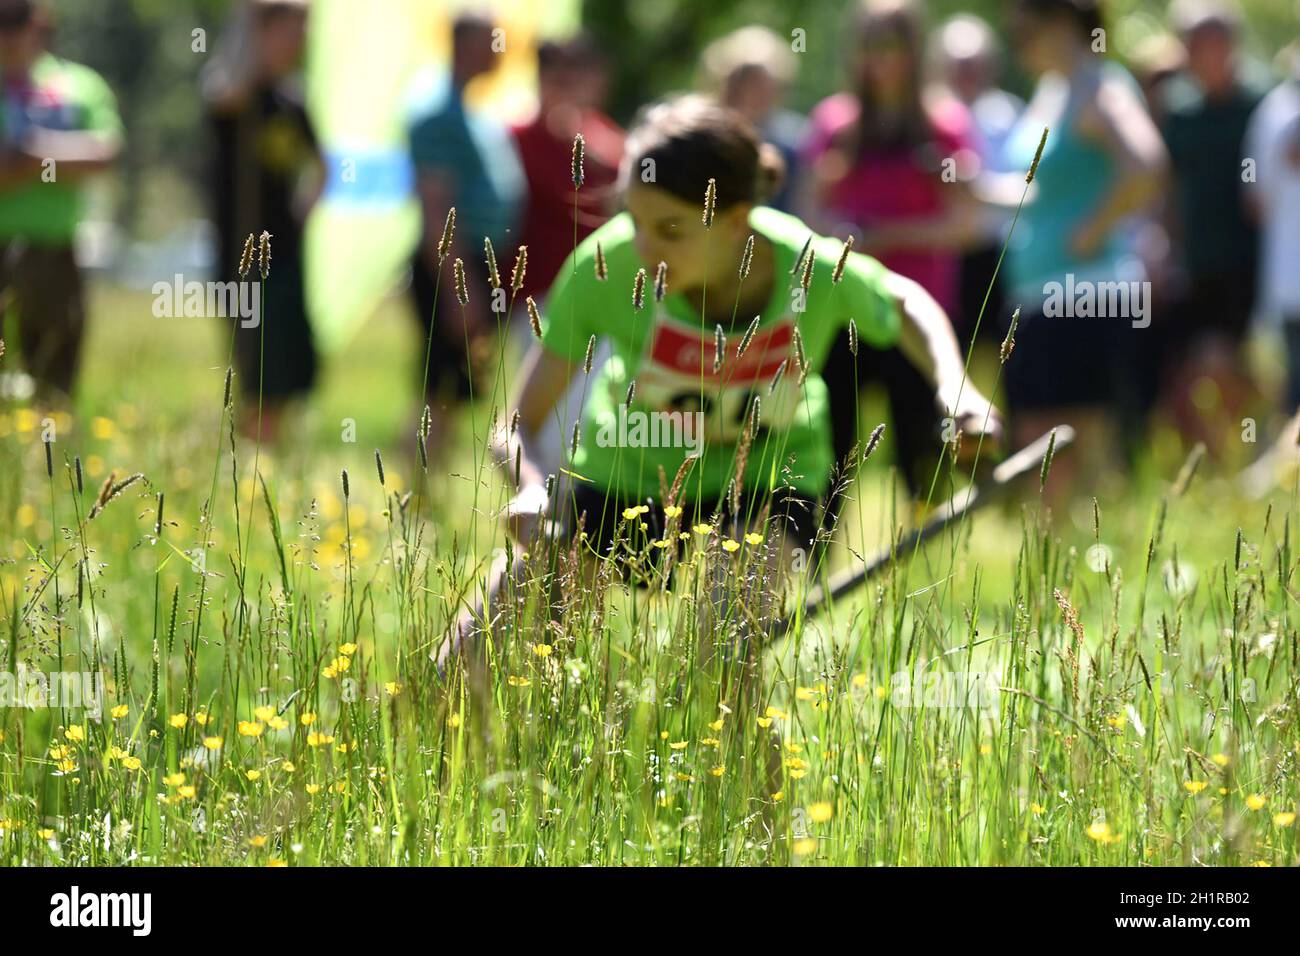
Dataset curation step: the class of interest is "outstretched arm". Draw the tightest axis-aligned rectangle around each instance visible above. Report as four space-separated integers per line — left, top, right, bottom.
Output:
886 269 1003 449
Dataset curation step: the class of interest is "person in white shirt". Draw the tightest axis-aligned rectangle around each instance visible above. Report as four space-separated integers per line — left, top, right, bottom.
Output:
1244 49 1300 409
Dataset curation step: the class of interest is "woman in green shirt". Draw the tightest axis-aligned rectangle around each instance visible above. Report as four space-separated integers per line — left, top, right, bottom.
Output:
444 96 1000 664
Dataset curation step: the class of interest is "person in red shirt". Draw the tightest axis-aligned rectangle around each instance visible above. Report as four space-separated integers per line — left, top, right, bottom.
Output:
798 0 984 503
511 34 624 305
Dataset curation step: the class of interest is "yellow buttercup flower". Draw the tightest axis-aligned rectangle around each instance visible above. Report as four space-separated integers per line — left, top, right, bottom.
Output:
692 523 714 535
1273 812 1296 827
1245 794 1267 811
249 836 268 848
744 532 764 546
663 505 682 519
306 783 323 795
1086 821 1120 844
793 838 817 856
533 643 553 658
709 765 725 777
1184 780 1208 794
339 643 358 656
507 675 531 687
669 741 688 750
807 802 833 823
1030 803 1046 815
237 721 265 738
177 785 197 800
757 716 773 728
306 732 335 747
1211 753 1229 767
622 505 649 520
385 682 402 696
722 538 740 553
64 725 85 742
300 712 316 726
110 705 128 720
168 713 188 729
202 736 223 750
164 772 185 787
253 705 276 722
245 770 262 782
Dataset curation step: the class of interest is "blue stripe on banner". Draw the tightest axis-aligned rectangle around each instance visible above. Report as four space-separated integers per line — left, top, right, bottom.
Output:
321 149 416 205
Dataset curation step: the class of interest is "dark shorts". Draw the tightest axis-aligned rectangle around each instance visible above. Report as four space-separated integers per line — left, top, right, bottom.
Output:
411 249 489 402
0 240 85 399
558 480 823 564
1001 301 1137 411
1285 322 1300 411
1179 270 1257 350
231 250 317 402
823 328 944 501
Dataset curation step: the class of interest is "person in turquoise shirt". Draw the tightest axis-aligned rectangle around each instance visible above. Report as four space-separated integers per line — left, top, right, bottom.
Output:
0 0 121 402
999 0 1167 500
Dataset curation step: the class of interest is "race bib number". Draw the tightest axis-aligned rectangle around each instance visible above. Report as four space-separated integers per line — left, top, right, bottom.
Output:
627 310 804 444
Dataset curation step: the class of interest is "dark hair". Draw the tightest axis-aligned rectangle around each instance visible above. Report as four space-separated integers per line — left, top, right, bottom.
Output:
849 0 931 154
621 95 784 209
1015 0 1106 42
537 32 606 75
0 0 34 31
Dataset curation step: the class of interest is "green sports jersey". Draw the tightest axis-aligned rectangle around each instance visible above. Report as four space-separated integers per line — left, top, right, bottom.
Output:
539 205 901 501
0 54 122 244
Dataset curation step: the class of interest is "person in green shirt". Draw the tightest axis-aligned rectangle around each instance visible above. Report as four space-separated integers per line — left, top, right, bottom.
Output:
0 0 121 401
441 95 1001 669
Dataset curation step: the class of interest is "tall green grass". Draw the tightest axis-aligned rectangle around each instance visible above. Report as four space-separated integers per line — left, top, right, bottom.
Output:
0 267 1297 866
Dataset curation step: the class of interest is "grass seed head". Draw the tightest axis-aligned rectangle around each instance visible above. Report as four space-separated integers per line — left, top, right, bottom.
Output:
1027 127 1048 184
702 177 716 228
736 315 760 358
238 233 255 279
571 131 585 188
511 245 528 294
453 258 469 306
258 230 272 279
800 246 816 292
527 296 543 338
484 237 501 289
832 235 854 284
654 261 667 302
1040 427 1057 491
1000 307 1020 364
438 207 456 263
594 241 608 281
739 234 754 280
632 268 646 311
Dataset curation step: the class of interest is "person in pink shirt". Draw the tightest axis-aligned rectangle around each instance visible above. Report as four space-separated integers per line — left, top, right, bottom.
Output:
798 0 983 502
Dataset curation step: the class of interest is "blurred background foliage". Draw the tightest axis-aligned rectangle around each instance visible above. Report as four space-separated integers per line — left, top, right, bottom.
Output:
41 0 1299 239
